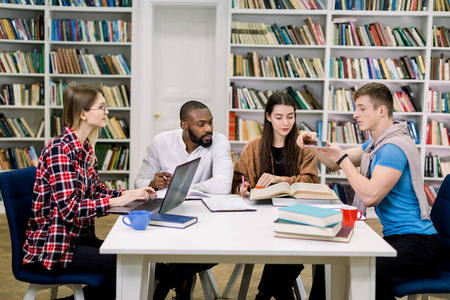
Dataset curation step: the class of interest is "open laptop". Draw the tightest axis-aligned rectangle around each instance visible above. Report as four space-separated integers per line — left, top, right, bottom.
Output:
107 157 201 214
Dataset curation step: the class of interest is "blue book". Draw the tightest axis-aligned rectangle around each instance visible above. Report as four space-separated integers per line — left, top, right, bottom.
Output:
278 203 342 227
408 121 420 144
117 54 131 75
317 120 323 141
149 213 198 229
444 93 448 113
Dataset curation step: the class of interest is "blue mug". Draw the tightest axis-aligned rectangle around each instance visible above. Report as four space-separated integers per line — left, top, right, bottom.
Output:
123 210 151 230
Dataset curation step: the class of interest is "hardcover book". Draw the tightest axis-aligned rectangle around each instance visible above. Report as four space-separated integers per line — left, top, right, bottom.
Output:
278 203 343 227
149 213 198 229
275 225 354 243
250 182 339 201
274 219 342 236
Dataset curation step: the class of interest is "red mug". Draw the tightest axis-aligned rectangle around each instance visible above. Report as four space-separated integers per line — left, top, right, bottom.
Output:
340 206 363 227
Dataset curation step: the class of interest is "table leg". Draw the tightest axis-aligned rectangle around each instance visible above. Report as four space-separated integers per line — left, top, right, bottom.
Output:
148 263 156 300
237 264 254 300
349 257 376 300
330 264 348 300
116 254 149 300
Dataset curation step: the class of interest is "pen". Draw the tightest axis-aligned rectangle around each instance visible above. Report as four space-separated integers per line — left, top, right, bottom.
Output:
241 175 246 195
163 175 167 180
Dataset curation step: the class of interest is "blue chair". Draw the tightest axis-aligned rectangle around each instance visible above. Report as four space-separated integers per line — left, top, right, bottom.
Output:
394 174 450 300
0 167 108 300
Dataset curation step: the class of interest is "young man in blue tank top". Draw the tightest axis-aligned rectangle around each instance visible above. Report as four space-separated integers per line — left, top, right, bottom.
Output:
297 83 441 300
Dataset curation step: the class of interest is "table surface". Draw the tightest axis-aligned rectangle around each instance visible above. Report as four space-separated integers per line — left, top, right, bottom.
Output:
100 196 396 264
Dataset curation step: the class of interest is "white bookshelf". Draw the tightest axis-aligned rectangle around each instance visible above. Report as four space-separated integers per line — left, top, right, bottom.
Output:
227 1 450 187
0 2 136 188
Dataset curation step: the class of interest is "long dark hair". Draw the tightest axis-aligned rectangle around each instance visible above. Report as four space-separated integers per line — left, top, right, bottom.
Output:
259 92 300 177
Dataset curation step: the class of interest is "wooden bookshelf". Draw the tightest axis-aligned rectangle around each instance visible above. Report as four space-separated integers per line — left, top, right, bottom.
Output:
0 1 135 189
227 1 450 185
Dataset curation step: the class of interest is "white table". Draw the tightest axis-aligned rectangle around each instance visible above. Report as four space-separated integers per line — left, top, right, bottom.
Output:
100 197 396 300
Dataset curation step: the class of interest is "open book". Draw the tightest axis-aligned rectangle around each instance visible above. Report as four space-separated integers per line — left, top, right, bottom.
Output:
250 182 339 201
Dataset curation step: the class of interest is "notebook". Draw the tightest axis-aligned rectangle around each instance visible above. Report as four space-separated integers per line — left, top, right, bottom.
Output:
107 157 201 214
201 197 256 212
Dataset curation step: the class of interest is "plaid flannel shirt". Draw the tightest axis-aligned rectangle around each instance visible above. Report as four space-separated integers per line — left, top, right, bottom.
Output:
23 127 122 270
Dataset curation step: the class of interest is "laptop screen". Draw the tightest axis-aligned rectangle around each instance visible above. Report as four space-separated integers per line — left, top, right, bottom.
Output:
159 157 201 213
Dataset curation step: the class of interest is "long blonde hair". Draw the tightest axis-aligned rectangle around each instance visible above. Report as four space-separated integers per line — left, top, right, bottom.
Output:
62 82 103 147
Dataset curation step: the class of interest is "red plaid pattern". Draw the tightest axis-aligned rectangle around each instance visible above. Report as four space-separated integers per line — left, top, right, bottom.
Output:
23 127 122 270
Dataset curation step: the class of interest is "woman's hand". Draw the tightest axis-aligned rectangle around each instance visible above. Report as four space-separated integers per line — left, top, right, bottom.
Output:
256 173 284 189
239 181 249 197
110 187 156 208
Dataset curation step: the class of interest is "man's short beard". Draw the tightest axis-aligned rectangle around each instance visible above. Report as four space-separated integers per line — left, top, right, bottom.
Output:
188 127 213 148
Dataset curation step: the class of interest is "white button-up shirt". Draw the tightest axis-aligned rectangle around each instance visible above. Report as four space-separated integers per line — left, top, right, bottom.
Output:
134 129 233 194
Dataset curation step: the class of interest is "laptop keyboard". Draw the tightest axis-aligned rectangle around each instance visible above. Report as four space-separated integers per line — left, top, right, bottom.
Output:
132 198 163 213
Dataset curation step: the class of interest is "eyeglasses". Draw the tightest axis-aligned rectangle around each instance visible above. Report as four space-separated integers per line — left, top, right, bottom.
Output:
85 105 108 114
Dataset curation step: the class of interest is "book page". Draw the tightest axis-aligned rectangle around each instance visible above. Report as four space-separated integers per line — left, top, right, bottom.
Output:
290 182 338 199
250 182 291 200
186 189 211 199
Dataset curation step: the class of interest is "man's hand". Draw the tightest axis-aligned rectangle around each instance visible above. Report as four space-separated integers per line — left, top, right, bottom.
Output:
319 143 347 162
151 172 172 190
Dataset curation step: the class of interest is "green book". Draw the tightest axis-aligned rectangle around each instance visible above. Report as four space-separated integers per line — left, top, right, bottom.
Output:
278 203 343 227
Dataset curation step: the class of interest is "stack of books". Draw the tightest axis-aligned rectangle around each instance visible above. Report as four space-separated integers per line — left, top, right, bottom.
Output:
274 203 354 243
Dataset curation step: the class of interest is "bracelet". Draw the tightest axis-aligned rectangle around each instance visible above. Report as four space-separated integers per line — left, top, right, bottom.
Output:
336 153 348 166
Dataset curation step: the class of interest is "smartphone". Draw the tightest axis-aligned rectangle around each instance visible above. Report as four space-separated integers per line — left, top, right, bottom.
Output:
304 140 329 148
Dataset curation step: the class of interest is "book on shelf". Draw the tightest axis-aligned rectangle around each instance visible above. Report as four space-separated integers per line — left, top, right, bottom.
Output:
432 26 450 47
274 218 342 237
230 116 262 142
230 84 323 111
0 83 43 106
233 0 324 9
250 182 339 201
278 203 343 228
50 48 130 75
427 88 450 113
0 49 43 74
275 225 354 243
52 0 132 7
327 121 370 144
330 55 424 80
327 183 355 205
334 0 427 10
424 153 450 178
424 184 436 204
426 120 450 146
229 111 236 141
103 178 129 190
148 213 198 229
231 52 323 79
0 146 39 170
49 19 131 43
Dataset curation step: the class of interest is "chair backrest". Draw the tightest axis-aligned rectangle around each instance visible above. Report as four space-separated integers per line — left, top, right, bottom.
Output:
0 166 37 280
430 174 450 269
